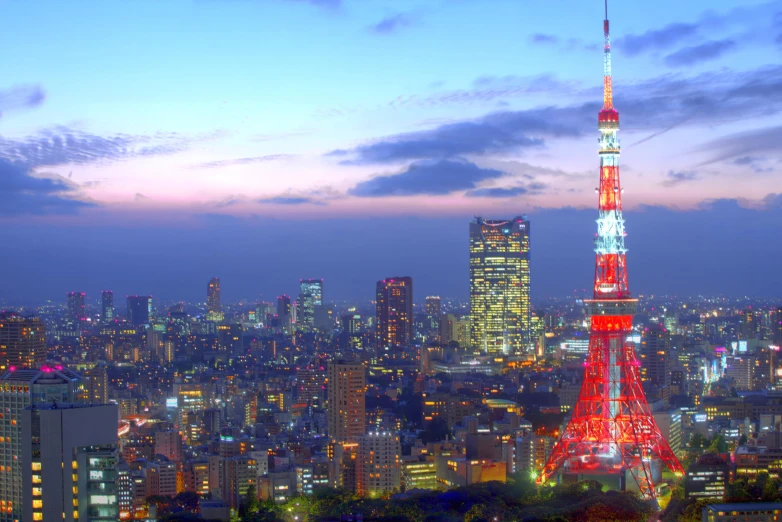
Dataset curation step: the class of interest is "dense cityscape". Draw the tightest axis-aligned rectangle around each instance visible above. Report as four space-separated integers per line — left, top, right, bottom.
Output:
1 0 781 521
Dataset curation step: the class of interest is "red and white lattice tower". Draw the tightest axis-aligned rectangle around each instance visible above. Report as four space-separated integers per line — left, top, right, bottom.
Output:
537 1 684 501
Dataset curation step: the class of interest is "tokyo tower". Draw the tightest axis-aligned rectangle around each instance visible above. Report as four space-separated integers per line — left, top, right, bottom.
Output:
537 1 684 501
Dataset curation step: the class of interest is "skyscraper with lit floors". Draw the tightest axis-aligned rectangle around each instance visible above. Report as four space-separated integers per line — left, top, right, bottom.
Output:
22 403 119 522
469 216 531 355
0 365 81 522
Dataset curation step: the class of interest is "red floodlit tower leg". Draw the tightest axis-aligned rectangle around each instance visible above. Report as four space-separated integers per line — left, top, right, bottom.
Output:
537 2 684 503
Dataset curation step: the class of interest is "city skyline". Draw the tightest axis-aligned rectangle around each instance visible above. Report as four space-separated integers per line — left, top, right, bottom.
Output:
1 0 781 302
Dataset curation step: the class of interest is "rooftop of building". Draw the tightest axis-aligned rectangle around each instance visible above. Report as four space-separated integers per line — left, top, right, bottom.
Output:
29 402 115 411
0 364 81 384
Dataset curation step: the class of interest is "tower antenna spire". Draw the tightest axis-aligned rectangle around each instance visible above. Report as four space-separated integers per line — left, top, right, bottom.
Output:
603 0 613 109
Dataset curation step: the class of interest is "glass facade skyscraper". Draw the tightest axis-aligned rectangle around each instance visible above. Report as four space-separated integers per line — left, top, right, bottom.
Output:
469 216 531 354
298 279 324 332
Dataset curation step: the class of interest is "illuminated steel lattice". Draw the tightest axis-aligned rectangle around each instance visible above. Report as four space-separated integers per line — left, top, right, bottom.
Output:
538 5 684 502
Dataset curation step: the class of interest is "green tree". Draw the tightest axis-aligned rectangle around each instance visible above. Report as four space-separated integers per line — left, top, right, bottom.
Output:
707 434 727 454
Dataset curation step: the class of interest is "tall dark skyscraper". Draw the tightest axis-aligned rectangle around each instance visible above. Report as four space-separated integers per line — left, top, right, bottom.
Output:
277 295 292 334
639 323 671 388
127 295 152 326
207 277 222 321
0 312 46 370
376 277 413 352
297 279 323 332
469 216 531 354
67 291 86 325
101 290 114 322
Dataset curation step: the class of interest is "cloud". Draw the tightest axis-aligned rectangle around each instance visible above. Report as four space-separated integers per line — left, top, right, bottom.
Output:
662 170 699 187
530 33 558 45
257 196 324 205
466 181 548 198
370 12 414 34
195 154 294 169
0 85 45 114
134 193 149 201
617 22 700 55
0 159 95 216
664 39 736 67
528 33 597 52
331 111 584 164
0 127 220 168
348 159 506 197
335 64 782 164
696 125 782 166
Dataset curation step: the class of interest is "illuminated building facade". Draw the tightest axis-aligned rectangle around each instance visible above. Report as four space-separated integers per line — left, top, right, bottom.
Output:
126 296 152 326
357 432 401 497
101 291 114 322
297 279 323 332
277 295 292 335
340 313 363 350
0 312 46 371
21 403 119 522
539 4 683 501
327 361 365 442
67 291 87 327
469 216 530 355
0 366 81 522
207 278 223 322
376 277 413 352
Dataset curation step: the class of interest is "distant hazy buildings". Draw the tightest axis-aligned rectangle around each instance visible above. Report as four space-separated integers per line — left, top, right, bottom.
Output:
0 366 82 522
277 295 292 335
469 216 531 355
298 279 324 332
126 295 152 326
67 291 86 326
0 312 46 371
376 277 413 352
207 277 223 322
22 403 119 522
327 361 366 442
101 290 114 322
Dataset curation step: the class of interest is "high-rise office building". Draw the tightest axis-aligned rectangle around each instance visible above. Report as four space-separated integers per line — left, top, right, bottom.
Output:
340 313 363 351
376 277 413 352
357 432 401 497
101 291 114 322
277 295 292 334
0 312 46 371
425 296 441 336
22 403 119 522
327 361 366 442
207 278 222 321
67 292 86 325
126 296 152 326
0 365 81 522
297 279 323 332
469 216 531 354
639 324 671 387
